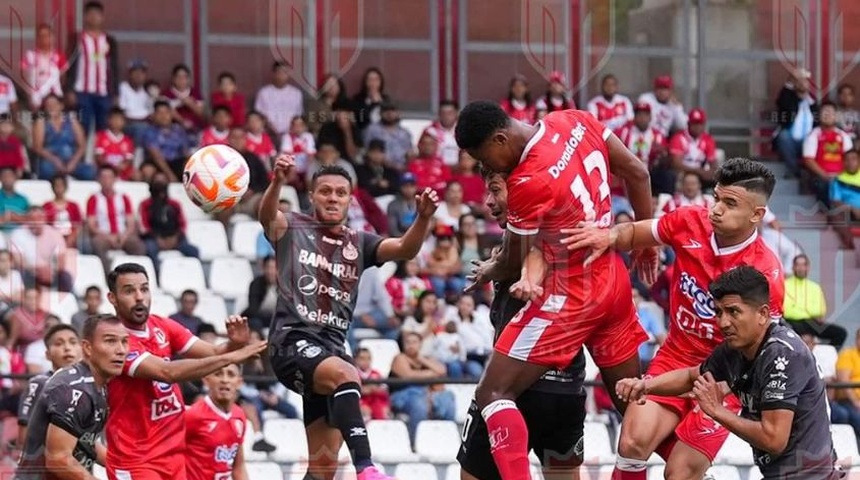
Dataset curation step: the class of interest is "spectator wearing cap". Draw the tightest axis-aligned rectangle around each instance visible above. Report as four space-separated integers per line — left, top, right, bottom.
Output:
500 75 536 124
387 173 419 237
803 100 853 207
280 116 317 174
424 224 465 299
587 73 634 131
163 64 205 134
21 24 67 111
830 149 860 249
118 60 152 144
774 68 818 178
614 102 671 194
357 139 399 197
210 71 246 127
0 115 28 177
351 67 390 132
363 101 416 170
317 99 360 162
637 75 687 137
408 132 452 197
837 83 859 141
423 100 460 166
255 62 303 137
668 107 717 185
535 71 574 121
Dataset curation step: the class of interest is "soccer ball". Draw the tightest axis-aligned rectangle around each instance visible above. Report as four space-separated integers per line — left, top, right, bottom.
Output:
183 144 250 213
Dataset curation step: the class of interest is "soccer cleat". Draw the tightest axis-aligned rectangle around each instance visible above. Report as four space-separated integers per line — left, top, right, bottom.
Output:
356 466 396 480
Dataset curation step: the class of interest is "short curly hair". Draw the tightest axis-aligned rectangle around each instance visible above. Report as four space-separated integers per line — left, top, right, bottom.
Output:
714 157 775 200
455 101 511 150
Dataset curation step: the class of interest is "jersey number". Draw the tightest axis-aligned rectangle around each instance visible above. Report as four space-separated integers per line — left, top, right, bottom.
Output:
569 151 612 226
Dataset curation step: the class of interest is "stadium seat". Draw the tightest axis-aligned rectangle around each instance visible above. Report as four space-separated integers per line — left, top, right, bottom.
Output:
41 291 80 325
359 339 401 378
150 293 177 317
647 465 665 480
706 465 741 480
194 293 229 333
168 182 209 222
263 418 307 463
233 291 248 315
833 424 860 464
284 389 304 419
415 420 461 463
16 179 53 206
242 419 267 462
583 349 599 382
747 468 763 480
392 463 437 480
186 220 230 261
209 257 254 299
110 255 159 291
582 422 614 465
280 185 301 211
813 344 838 379
378 261 397 283
374 194 395 213
446 383 476 424
401 119 433 147
245 462 283 480
65 180 100 210
231 221 264 260
159 256 207 298
714 433 754 465
73 254 109 297
114 181 152 213
366 420 419 463
445 463 461 480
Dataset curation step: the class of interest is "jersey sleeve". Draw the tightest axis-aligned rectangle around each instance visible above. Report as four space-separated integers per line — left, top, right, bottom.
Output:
165 318 199 355
699 343 733 383
668 133 685 156
579 110 612 142
45 383 95 437
650 206 694 247
17 376 45 426
123 349 151 377
505 176 553 235
360 231 385 269
756 344 806 412
765 263 785 320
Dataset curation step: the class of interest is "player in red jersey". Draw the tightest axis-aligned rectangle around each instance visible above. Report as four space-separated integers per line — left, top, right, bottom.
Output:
455 101 655 480
185 363 248 480
562 158 784 480
105 263 267 480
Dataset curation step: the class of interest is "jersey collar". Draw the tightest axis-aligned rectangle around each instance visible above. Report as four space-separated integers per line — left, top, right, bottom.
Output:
709 229 758 256
518 121 546 166
204 395 233 420
127 325 150 338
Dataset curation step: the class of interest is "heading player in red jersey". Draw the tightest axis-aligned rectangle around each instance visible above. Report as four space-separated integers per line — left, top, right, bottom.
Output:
105 263 267 480
563 158 784 480
455 101 655 480
185 363 248 480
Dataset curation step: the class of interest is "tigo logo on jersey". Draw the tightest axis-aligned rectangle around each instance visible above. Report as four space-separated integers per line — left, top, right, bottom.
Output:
679 272 716 318
214 443 239 464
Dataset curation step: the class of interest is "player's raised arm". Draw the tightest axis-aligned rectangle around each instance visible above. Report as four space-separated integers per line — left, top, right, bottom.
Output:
376 187 440 263
258 154 293 242
616 366 699 404
44 425 98 480
182 315 252 357
129 341 267 384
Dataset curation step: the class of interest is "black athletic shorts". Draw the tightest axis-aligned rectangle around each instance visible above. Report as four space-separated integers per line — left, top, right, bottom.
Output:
457 389 586 480
269 328 354 426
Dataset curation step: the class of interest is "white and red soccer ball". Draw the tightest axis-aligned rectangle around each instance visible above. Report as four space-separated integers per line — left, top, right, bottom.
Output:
183 145 250 213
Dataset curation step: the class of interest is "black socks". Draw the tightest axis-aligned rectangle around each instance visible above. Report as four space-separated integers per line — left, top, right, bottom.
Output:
330 382 373 472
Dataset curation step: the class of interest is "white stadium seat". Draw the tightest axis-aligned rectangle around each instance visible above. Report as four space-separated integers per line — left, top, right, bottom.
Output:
159 256 207 298
110 255 159 291
584 348 599 382
65 180 100 210
366 420 419 463
41 291 79 325
242 419 267 462
114 180 152 213
194 293 229 333
231 220 264 260
583 422 614 465
445 463 461 480
245 462 283 480
358 339 401 378
706 465 741 480
73 254 108 296
392 463 437 480
186 220 230 261
263 418 307 463
832 424 860 465
280 185 301 211
813 344 838 379
374 194 395 213
715 433 754 465
415 420 461 463
400 119 433 147
447 383 476 424
209 257 254 299
150 293 177 317
168 182 209 222
16 179 53 206
748 468 764 480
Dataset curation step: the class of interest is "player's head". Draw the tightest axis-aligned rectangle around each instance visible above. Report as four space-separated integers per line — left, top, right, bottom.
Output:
44 324 81 370
709 266 771 351
310 165 353 226
456 101 526 174
204 363 242 408
711 158 775 239
81 314 129 380
107 263 151 326
481 167 509 227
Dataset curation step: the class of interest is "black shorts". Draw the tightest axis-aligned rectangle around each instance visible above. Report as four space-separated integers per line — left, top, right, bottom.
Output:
269 329 353 426
457 389 586 480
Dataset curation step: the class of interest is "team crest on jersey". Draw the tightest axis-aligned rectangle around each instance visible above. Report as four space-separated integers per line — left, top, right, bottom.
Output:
679 272 716 318
126 351 140 362
342 241 358 261
154 328 168 347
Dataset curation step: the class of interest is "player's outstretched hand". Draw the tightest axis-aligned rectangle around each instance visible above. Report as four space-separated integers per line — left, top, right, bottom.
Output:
691 372 724 417
559 225 613 266
273 154 296 182
509 278 543 302
632 247 660 286
415 188 441 219
228 340 268 363
225 315 251 345
615 377 648 404
464 258 492 293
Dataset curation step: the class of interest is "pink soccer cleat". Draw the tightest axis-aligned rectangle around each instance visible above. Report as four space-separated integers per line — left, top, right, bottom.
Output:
356 466 396 480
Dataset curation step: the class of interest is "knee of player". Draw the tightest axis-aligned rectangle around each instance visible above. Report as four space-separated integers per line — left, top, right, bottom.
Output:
616 429 652 459
473 384 516 410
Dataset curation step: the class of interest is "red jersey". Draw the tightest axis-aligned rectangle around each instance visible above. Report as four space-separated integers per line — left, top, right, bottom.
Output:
95 130 135 179
506 110 614 274
0 134 25 170
245 132 276 161
200 127 229 147
669 130 717 170
651 207 784 366
587 94 635 131
211 91 247 127
185 396 246 480
615 122 666 167
408 156 452 196
500 99 536 125
106 315 199 468
661 193 715 215
802 127 854 174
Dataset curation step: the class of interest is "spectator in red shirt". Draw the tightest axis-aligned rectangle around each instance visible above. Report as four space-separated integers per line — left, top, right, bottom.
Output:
244 111 276 166
803 100 854 207
669 107 717 185
452 150 485 210
355 348 391 421
43 175 83 249
86 165 145 268
139 171 199 270
94 108 136 180
280 116 317 174
0 115 27 177
163 63 205 133
210 72 246 127
499 74 536 124
408 132 451 196
422 100 460 166
199 106 231 147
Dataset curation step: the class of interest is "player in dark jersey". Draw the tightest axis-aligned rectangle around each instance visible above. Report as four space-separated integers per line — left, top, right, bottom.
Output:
18 315 129 480
17 324 82 453
617 267 843 480
458 169 587 480
260 156 440 480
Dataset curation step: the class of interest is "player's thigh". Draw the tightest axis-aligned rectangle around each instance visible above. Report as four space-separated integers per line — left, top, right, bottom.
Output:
312 354 361 395
663 440 712 480
616 399 682 459
668 394 739 473
306 416 344 480
474 348 549 408
457 400 503 480
586 277 648 370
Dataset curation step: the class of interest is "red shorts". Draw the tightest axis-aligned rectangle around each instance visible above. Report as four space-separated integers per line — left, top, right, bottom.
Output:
495 255 648 370
646 353 741 462
108 455 187 480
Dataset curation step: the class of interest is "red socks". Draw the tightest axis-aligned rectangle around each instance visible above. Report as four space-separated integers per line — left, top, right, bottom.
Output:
481 399 532 480
612 455 648 480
